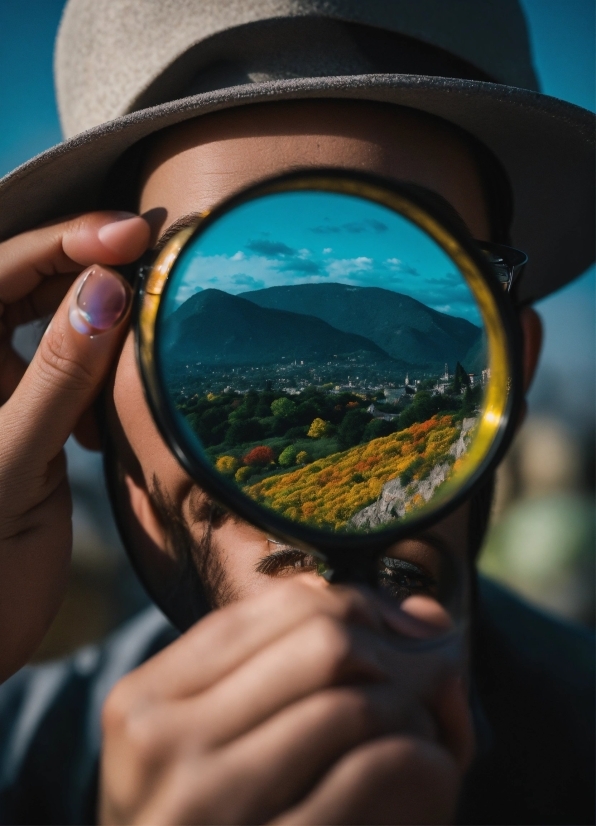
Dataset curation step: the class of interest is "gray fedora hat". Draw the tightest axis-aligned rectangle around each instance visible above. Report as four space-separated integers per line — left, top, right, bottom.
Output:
0 0 593 303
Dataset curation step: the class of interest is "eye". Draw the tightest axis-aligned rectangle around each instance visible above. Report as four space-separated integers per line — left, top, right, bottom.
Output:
378 557 438 602
257 547 319 577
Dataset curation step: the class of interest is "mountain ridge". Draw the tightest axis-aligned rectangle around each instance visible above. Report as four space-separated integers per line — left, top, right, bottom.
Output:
162 288 408 367
241 282 484 370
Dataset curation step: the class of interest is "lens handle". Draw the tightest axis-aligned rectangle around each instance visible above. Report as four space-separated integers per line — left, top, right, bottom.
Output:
321 549 379 586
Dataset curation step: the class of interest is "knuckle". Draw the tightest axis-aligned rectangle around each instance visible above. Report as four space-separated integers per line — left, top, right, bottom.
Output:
123 709 169 767
307 615 353 677
316 687 377 738
39 327 94 390
103 685 167 766
102 681 134 734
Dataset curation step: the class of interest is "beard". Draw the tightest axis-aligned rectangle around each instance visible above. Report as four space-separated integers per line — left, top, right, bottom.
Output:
149 476 239 611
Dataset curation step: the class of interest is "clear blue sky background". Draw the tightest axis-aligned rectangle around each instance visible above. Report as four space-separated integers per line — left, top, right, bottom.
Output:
0 0 594 421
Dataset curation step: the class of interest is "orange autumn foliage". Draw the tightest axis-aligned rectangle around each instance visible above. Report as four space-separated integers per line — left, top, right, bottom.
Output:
244 414 462 530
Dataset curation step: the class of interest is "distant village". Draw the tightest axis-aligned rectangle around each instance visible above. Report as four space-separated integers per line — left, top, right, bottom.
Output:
173 355 488 409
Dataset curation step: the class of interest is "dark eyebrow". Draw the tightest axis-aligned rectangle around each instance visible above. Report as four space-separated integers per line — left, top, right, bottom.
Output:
154 212 202 252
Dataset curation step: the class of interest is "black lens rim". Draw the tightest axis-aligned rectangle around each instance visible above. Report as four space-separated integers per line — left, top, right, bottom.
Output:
134 168 523 565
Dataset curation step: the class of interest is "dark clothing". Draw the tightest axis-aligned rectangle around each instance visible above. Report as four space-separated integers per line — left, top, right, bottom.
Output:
0 578 593 825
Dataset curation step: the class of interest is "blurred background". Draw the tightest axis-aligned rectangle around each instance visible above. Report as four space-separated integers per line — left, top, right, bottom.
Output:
1 0 594 660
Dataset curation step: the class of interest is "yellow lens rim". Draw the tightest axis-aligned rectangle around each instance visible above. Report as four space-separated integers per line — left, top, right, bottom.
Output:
137 175 511 529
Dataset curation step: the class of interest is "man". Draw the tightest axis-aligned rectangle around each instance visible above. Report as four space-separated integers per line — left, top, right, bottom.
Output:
0 2 593 824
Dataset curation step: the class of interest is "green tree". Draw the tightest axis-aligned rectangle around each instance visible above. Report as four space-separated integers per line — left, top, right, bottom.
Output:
361 418 396 443
452 361 470 395
235 466 254 483
225 418 264 446
461 385 482 416
271 397 296 417
337 409 371 450
278 445 298 467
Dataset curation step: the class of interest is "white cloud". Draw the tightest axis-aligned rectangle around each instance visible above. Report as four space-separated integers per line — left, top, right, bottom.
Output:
326 256 373 278
231 251 245 261
323 247 333 254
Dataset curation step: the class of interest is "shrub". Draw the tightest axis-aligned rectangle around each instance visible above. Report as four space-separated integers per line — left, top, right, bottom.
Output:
244 445 276 467
337 409 371 449
307 418 329 439
399 457 424 486
225 417 264 446
296 450 310 465
362 418 395 443
186 412 201 433
215 455 239 476
271 397 296 417
235 466 254 483
278 445 298 467
285 426 308 439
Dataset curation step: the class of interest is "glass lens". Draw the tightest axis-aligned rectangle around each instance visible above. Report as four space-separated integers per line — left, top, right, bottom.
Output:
156 189 493 535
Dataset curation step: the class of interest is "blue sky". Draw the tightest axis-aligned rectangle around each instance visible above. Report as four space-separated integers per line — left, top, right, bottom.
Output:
0 0 594 417
167 191 482 325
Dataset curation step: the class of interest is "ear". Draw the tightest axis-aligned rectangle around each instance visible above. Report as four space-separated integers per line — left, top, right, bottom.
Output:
519 306 543 393
514 306 543 429
124 472 168 552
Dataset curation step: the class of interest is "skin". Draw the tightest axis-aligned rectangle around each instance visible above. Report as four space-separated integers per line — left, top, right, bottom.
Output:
0 99 543 823
117 101 490 602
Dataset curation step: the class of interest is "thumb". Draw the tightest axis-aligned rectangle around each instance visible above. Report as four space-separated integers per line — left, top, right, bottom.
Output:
3 265 131 476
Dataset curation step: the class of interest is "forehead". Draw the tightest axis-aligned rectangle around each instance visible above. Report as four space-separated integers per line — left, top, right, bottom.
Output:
139 100 490 240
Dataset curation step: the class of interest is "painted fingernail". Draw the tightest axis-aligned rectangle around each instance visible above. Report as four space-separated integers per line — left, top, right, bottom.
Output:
97 213 143 254
69 267 129 335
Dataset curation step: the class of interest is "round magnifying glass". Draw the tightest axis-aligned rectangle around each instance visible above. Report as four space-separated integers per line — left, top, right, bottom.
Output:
131 170 523 626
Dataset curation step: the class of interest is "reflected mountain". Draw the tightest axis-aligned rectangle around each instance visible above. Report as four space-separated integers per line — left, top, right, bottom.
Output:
242 283 483 370
162 288 404 366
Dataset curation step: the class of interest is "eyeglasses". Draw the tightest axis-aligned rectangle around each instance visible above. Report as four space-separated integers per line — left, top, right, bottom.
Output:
478 242 528 292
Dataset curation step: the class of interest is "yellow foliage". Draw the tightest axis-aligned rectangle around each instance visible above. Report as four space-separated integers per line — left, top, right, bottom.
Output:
216 455 239 476
307 418 329 438
245 415 462 531
235 465 253 483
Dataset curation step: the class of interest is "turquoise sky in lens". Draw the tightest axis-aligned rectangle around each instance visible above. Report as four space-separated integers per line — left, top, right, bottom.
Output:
0 0 593 408
166 191 482 325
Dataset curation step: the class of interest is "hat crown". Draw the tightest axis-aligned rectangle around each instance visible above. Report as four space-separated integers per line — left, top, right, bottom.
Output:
55 0 538 138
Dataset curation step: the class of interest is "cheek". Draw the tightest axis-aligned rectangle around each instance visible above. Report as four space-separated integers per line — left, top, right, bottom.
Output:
113 332 188 493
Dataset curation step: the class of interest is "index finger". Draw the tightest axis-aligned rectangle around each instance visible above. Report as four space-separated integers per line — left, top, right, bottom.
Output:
122 579 386 703
0 211 150 304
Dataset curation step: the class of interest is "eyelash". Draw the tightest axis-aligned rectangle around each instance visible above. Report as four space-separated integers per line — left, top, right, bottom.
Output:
257 548 319 577
258 548 437 600
378 557 438 601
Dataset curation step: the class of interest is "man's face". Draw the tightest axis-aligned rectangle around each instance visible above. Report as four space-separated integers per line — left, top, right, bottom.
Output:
110 100 492 608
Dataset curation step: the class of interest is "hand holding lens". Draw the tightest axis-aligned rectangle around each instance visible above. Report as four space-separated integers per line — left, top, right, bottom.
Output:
132 170 524 630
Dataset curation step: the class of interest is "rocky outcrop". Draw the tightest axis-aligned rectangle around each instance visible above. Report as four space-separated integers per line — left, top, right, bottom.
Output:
348 417 477 530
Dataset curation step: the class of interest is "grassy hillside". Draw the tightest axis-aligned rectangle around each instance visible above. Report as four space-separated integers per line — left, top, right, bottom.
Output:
244 414 463 531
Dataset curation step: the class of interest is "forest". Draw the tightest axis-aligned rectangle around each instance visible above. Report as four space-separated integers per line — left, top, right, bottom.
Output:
176 379 482 494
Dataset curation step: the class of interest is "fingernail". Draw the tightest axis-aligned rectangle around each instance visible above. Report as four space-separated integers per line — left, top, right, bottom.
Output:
97 213 142 254
379 597 451 640
69 267 129 335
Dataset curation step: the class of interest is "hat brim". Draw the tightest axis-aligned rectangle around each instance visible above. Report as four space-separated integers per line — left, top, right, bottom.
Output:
1 74 593 303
